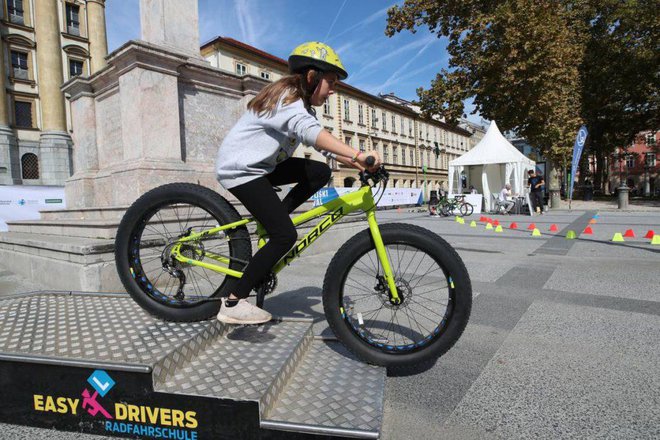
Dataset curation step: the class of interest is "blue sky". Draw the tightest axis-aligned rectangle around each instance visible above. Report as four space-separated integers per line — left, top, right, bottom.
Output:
106 0 482 123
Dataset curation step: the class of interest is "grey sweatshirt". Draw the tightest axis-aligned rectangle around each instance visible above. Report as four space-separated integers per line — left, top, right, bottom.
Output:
216 96 324 189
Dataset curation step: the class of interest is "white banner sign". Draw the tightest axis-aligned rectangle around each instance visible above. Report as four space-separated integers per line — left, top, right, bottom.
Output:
0 186 66 231
311 187 423 207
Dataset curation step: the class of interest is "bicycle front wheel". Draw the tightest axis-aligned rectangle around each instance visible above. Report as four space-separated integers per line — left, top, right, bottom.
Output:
323 223 472 371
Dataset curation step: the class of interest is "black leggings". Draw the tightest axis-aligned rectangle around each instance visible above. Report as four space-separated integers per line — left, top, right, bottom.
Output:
228 158 331 299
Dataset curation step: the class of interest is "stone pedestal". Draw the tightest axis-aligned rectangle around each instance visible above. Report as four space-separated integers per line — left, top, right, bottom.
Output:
61 40 263 208
0 126 19 185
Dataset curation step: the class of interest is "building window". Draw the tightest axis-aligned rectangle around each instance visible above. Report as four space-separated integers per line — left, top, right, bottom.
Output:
358 104 364 124
392 115 396 133
260 71 270 80
646 133 656 146
343 99 350 121
8 0 24 25
359 139 365 152
235 63 247 76
65 3 80 36
14 100 33 128
21 153 39 179
625 154 635 168
402 147 406 165
69 59 84 78
410 150 414 166
408 120 412 137
393 146 398 164
383 146 389 163
371 108 377 128
646 153 656 167
427 151 431 168
323 99 331 115
10 51 28 80
345 136 352 147
401 118 405 135
382 112 387 131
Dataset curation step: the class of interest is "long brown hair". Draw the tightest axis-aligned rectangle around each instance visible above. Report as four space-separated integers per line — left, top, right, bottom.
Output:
247 72 316 116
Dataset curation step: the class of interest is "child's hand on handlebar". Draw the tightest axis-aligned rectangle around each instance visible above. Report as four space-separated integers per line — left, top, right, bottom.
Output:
357 150 381 172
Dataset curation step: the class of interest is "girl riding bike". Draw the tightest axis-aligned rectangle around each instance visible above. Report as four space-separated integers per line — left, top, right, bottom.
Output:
215 42 381 325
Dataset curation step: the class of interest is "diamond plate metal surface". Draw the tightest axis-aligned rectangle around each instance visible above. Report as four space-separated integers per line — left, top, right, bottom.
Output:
0 292 212 366
263 341 385 433
152 320 228 385
155 320 313 406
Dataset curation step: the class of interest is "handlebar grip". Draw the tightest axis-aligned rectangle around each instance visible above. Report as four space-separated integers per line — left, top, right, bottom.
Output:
365 155 375 167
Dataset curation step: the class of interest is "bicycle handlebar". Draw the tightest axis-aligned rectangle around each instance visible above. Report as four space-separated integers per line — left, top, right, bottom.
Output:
359 162 389 187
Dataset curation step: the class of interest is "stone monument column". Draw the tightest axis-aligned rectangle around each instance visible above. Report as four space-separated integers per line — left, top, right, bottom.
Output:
87 0 109 73
34 0 73 185
0 46 19 185
140 0 202 58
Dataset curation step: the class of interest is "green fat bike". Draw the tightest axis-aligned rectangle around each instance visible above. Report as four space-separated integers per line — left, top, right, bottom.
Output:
115 164 472 370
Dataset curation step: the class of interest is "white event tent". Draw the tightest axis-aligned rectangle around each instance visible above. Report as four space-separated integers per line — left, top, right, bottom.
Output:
448 121 535 212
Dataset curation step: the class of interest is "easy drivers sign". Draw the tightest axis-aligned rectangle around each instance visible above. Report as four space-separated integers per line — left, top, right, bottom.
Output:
32 369 199 439
310 187 423 207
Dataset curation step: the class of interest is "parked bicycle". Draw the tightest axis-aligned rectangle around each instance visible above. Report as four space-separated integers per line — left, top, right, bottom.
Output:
430 195 474 217
115 160 472 371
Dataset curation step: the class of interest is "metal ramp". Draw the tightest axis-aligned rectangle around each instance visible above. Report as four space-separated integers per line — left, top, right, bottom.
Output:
0 292 385 439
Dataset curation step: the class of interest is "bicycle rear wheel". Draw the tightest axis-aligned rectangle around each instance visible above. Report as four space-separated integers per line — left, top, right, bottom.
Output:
115 183 251 321
323 223 472 371
460 202 474 216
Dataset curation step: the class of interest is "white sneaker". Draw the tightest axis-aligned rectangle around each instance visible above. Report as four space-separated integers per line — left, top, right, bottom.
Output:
216 298 272 325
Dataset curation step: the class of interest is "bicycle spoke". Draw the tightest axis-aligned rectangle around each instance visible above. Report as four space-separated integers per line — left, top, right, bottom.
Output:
130 201 232 305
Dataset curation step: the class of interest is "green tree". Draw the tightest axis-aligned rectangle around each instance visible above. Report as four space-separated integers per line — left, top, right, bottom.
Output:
386 0 659 189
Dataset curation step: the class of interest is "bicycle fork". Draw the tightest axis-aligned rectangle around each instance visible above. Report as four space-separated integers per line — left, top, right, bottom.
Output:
366 210 401 305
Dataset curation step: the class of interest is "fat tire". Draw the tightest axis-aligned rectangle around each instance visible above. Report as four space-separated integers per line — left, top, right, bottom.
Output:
323 223 471 371
115 183 251 321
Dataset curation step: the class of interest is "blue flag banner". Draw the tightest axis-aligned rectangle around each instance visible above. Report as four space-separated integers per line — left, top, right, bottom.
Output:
569 125 588 201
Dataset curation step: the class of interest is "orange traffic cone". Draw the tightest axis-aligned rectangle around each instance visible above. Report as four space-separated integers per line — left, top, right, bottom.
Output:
549 224 558 232
589 218 597 224
493 220 500 226
644 230 655 239
623 229 635 238
583 226 594 235
480 216 487 222
510 222 518 229
527 223 536 230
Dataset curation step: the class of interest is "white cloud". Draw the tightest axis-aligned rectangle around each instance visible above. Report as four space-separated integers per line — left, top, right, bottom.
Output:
350 33 438 82
324 0 349 41
328 3 397 42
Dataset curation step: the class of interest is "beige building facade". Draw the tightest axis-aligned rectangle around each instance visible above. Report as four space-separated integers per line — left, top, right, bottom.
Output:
0 0 107 185
201 37 473 198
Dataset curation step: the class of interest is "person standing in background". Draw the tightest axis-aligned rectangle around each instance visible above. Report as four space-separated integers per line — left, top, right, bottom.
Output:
527 170 545 215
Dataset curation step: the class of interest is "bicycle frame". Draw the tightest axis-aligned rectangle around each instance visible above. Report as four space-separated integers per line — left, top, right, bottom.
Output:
169 184 401 302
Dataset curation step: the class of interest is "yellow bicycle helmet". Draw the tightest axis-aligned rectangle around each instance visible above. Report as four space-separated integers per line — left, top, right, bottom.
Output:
288 41 348 80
